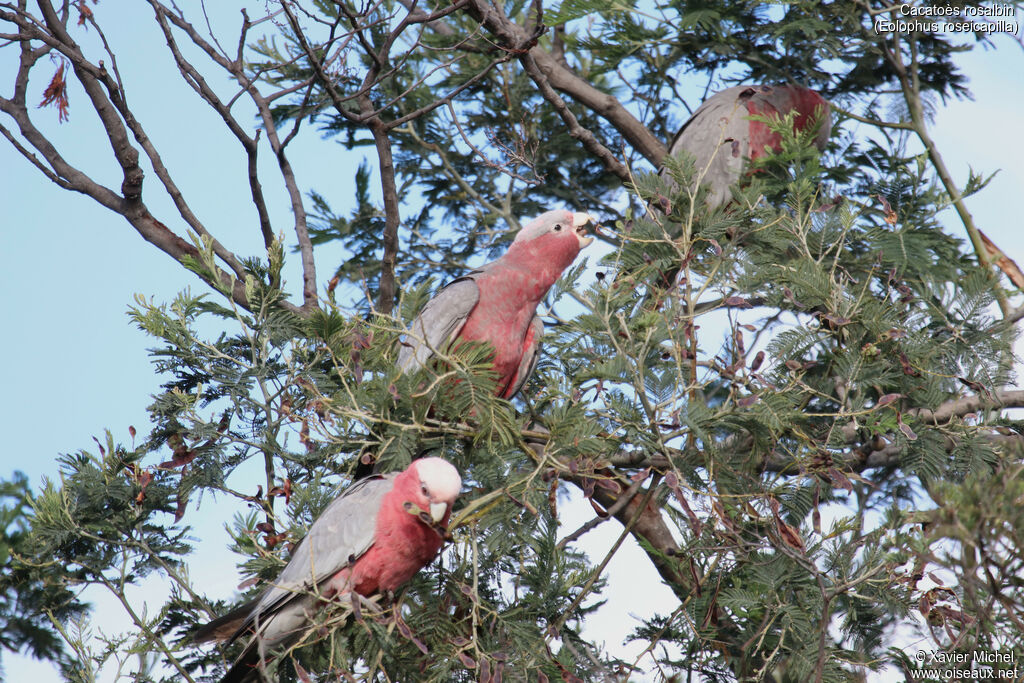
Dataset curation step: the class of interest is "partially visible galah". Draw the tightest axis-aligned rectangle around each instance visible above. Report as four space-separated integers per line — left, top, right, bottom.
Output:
194 457 462 683
666 84 831 208
398 209 594 399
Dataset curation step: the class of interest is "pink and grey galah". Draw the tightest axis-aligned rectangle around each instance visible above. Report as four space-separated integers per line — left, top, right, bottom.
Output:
194 457 462 683
666 84 831 209
397 209 595 399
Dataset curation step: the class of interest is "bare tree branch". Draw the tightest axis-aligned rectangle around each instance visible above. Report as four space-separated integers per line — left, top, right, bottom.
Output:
155 2 319 310
462 0 668 167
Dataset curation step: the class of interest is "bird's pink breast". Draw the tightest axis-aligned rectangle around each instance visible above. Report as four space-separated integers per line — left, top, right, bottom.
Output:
455 231 580 396
746 86 828 159
457 268 539 395
341 474 447 595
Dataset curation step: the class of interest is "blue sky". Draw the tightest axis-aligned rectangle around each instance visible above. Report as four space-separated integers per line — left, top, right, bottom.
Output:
1 5 1022 681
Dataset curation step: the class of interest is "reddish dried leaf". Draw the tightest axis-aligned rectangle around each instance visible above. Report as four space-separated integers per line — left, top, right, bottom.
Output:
876 393 902 408
875 194 898 225
733 329 745 354
782 287 806 308
827 468 854 493
237 576 260 590
128 425 137 439
597 476 624 492
39 60 70 122
133 469 153 504
350 347 364 384
480 658 492 683
813 196 843 212
246 485 264 503
671 486 703 537
160 448 196 469
457 652 476 669
293 661 313 683
918 592 933 617
930 604 969 625
174 493 187 523
299 418 314 452
548 477 558 518
736 394 760 408
750 350 765 372
264 533 287 550
979 228 1024 290
724 296 752 308
818 311 851 327
161 432 196 468
898 351 920 377
775 517 805 551
268 479 293 505
896 412 918 441
76 2 93 26
395 617 429 655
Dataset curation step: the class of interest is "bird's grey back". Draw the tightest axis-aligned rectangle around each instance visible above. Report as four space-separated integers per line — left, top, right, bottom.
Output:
249 473 398 621
396 275 481 374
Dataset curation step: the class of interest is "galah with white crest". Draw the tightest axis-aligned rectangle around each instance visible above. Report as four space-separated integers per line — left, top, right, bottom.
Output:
194 457 462 683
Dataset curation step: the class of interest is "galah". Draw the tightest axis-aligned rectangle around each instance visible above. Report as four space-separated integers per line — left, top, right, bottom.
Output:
666 84 831 209
397 209 594 399
193 457 462 683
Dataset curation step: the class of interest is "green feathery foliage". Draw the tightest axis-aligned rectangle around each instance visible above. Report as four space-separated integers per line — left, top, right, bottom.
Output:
3 0 1023 681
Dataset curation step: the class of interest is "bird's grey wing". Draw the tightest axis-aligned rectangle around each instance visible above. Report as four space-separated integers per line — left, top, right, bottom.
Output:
233 473 398 640
667 85 755 208
503 315 543 400
397 275 481 374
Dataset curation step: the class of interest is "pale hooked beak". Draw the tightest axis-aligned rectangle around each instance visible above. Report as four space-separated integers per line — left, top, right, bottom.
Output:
572 212 595 248
429 501 448 523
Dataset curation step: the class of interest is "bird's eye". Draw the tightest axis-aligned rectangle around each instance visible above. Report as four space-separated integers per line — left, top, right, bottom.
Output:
421 483 429 496
554 223 563 231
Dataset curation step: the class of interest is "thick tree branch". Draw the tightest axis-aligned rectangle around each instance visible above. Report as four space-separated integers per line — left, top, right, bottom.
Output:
519 51 630 181
523 427 694 599
461 0 667 167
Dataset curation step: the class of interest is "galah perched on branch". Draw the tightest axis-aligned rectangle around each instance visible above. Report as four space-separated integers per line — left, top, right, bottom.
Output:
397 209 595 399
666 84 831 209
194 457 462 683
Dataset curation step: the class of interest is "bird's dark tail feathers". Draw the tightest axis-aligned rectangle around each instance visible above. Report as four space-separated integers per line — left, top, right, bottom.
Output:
218 640 265 683
192 598 259 644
